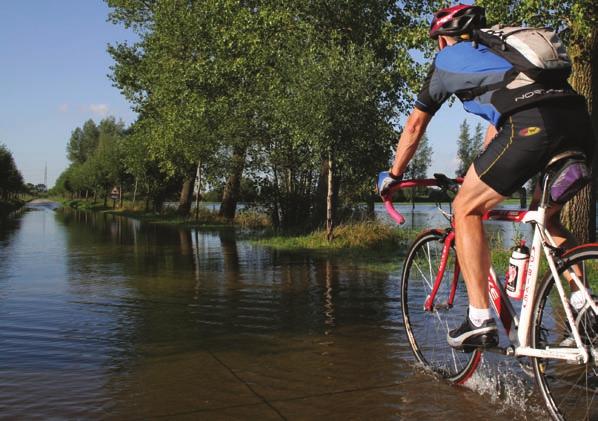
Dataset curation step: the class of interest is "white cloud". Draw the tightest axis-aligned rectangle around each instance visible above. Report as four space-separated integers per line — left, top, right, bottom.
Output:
58 103 69 113
89 104 109 116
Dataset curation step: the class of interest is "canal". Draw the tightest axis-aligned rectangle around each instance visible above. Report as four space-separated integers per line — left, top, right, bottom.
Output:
0 203 547 419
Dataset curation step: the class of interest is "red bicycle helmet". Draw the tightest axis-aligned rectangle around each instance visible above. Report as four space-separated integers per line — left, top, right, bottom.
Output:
429 4 486 39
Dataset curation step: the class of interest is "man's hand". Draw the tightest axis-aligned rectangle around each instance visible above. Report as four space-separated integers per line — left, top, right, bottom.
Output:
377 171 402 197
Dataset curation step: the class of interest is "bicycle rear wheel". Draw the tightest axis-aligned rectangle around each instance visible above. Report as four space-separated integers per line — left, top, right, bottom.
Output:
532 245 598 420
401 229 481 384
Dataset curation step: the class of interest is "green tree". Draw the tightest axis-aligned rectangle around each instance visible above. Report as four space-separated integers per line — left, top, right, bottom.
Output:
402 134 433 204
55 117 128 203
456 120 474 177
0 144 25 200
66 119 100 164
105 0 429 228
472 122 483 156
404 134 433 180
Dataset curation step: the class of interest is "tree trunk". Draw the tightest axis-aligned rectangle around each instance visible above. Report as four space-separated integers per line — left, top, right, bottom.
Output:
132 178 138 208
219 146 246 220
271 165 280 229
561 26 598 243
119 183 123 208
313 159 329 227
194 161 202 221
366 193 375 219
326 153 334 242
178 168 196 217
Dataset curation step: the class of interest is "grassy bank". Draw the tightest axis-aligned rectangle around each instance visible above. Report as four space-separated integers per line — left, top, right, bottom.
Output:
253 221 420 272
255 221 519 273
106 207 271 230
59 198 270 230
60 199 110 212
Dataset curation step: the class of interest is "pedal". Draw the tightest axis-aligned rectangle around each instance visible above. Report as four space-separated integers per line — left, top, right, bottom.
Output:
484 346 510 355
453 334 501 354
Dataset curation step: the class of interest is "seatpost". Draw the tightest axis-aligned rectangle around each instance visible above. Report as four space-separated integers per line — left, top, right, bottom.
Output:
539 173 552 209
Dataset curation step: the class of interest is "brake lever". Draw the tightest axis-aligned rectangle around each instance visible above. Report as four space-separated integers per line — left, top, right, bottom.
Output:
433 173 459 194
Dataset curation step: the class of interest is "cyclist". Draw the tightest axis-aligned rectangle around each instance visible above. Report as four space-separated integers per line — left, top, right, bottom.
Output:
378 4 595 350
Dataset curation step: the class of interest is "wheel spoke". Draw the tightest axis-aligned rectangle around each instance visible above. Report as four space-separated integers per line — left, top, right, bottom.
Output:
532 246 598 419
402 231 480 383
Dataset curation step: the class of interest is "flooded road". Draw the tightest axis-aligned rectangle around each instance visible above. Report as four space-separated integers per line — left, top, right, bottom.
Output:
0 204 546 419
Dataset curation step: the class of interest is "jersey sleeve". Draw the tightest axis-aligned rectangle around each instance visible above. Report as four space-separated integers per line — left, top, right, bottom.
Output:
414 61 451 115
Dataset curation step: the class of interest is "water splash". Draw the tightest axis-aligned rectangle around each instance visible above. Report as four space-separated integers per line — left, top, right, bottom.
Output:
466 358 547 419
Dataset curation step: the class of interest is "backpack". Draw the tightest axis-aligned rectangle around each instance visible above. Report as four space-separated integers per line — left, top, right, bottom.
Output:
457 25 572 101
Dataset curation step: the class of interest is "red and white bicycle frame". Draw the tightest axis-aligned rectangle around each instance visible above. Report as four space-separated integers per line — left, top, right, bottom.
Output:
385 178 598 364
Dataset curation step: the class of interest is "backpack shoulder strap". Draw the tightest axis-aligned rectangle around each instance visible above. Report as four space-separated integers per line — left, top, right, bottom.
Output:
455 69 518 102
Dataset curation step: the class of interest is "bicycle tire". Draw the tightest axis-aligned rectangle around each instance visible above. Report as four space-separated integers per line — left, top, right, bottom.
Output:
401 229 481 384
531 244 598 420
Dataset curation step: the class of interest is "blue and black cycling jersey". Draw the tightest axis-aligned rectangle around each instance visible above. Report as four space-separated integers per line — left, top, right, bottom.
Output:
415 41 581 127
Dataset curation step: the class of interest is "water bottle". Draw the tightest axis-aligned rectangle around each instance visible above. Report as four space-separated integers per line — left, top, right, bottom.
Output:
506 240 530 300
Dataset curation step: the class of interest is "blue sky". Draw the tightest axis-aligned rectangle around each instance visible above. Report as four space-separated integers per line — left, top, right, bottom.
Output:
0 1 136 186
0 1 485 187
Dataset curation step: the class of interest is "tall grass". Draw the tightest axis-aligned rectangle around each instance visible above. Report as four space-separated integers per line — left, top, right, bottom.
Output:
255 221 418 252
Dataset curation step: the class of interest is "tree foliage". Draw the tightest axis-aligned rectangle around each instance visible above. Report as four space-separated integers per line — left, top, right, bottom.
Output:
100 0 430 227
66 120 100 165
53 117 130 201
404 134 432 180
0 144 26 200
455 120 482 177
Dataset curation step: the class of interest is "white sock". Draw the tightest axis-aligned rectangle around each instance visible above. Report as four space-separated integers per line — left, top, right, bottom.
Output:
571 289 592 311
469 305 492 327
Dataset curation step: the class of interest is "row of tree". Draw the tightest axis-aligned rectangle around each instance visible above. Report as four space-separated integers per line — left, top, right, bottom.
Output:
0 144 26 201
52 118 131 206
53 0 597 240
97 0 439 235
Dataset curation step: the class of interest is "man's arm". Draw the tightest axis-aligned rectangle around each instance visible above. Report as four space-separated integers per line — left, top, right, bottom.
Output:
390 109 433 177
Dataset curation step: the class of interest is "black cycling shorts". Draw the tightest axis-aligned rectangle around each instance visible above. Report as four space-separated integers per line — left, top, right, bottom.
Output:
474 98 595 196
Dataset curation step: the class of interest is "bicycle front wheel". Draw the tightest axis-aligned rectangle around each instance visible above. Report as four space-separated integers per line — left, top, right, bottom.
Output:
532 245 598 420
401 229 481 384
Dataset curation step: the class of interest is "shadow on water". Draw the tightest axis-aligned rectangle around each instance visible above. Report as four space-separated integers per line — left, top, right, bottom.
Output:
0 206 548 419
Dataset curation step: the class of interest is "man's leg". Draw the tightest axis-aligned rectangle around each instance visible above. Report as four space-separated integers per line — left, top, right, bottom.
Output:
453 166 506 308
447 165 505 349
530 183 590 317
530 182 577 250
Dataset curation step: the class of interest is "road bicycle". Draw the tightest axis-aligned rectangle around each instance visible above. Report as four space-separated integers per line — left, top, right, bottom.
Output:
383 151 597 420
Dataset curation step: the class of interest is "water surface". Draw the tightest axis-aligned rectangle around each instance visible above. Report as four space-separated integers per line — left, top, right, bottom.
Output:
0 204 547 419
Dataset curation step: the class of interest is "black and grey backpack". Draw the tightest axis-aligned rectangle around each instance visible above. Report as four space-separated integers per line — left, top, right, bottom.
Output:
458 25 572 100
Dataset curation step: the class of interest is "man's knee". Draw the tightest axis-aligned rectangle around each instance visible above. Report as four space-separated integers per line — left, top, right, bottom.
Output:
454 168 501 216
453 184 490 218
453 194 478 220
